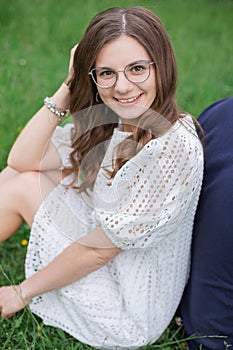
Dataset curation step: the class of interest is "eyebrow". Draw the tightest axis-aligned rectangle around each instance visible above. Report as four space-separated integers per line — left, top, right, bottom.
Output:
95 60 151 69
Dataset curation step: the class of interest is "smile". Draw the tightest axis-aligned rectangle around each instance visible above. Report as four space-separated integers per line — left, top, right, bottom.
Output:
115 93 143 104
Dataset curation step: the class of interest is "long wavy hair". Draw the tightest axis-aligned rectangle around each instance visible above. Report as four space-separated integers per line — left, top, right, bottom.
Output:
66 6 180 191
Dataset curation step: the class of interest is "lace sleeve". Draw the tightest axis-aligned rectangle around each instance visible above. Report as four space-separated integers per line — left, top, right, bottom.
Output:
94 124 203 250
51 123 73 168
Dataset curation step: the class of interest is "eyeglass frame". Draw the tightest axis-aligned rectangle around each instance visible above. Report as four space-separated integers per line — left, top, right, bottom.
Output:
88 60 155 89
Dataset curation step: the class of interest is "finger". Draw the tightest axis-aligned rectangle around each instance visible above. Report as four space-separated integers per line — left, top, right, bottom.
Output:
72 43 78 52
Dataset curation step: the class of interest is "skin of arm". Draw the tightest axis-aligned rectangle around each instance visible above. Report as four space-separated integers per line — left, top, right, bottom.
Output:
7 82 70 172
0 226 122 318
7 44 78 174
7 45 79 173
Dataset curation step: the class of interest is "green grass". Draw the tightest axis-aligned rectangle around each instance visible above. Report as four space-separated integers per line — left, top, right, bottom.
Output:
0 0 232 348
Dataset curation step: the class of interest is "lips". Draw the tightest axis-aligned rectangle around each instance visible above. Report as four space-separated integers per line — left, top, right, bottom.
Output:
114 93 143 104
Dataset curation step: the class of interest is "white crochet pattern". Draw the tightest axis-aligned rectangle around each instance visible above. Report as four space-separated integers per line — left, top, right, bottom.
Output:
25 116 203 349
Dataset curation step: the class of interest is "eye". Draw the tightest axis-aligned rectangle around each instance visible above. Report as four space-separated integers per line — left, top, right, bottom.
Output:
130 64 147 74
98 69 115 79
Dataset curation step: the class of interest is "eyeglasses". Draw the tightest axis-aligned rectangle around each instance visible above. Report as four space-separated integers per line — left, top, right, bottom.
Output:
89 60 154 89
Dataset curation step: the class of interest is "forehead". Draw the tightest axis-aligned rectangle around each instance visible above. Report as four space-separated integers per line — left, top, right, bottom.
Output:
95 35 151 68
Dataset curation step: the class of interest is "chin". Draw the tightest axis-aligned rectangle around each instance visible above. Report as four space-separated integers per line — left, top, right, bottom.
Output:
107 102 149 120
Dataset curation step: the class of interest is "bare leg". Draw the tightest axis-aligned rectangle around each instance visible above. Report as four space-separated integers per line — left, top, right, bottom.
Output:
0 167 24 239
0 166 62 243
0 167 19 185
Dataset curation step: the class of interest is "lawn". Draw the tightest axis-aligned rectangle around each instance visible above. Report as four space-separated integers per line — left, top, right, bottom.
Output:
0 0 232 349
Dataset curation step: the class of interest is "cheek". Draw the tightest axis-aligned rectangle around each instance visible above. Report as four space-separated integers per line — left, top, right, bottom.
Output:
150 77 157 101
151 86 156 102
146 79 156 106
97 88 120 115
97 88 110 103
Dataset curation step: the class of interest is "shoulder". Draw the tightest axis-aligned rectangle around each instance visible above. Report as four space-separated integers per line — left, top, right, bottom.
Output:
198 97 233 151
141 115 202 155
198 96 233 127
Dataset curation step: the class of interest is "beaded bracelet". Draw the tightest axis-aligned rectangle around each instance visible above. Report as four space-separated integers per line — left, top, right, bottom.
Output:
44 96 69 122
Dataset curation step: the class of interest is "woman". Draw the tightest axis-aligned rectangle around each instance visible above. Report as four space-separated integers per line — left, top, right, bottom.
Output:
0 6 203 349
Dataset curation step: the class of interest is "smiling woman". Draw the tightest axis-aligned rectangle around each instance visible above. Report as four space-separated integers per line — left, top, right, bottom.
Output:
93 36 156 124
0 6 203 350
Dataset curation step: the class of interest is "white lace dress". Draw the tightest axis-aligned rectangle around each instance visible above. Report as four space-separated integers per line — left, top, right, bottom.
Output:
25 116 203 350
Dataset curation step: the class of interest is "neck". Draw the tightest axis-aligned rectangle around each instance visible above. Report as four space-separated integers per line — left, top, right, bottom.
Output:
120 118 138 132
122 124 134 132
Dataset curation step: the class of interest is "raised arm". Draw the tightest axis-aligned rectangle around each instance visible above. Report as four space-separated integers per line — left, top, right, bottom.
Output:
7 46 77 172
7 84 70 172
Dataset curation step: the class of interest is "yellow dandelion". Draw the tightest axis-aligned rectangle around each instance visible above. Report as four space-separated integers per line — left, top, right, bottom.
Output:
37 325 41 331
21 239 28 246
181 341 187 348
37 332 41 338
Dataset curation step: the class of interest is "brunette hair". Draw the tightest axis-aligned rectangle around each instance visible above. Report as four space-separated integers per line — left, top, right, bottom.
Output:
66 6 180 191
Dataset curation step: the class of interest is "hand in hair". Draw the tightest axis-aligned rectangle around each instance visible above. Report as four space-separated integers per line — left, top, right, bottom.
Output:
65 43 79 86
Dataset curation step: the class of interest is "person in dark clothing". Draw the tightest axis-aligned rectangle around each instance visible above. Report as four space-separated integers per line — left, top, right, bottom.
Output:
180 96 233 349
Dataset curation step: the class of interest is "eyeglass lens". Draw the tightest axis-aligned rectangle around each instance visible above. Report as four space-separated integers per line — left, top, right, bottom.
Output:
92 60 153 88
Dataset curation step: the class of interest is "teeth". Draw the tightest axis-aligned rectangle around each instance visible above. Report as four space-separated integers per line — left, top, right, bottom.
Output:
118 95 140 103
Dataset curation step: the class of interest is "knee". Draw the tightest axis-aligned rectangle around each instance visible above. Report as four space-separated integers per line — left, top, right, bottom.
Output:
0 169 40 195
18 170 40 183
17 171 57 202
0 166 20 184
13 171 41 196
2 170 55 207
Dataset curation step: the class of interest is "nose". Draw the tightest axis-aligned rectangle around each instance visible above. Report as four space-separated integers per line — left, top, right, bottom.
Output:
114 71 134 94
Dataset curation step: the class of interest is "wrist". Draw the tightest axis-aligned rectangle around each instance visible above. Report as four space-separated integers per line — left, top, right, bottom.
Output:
20 271 52 301
18 283 31 305
43 83 71 123
44 97 69 123
20 280 36 302
51 82 70 110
